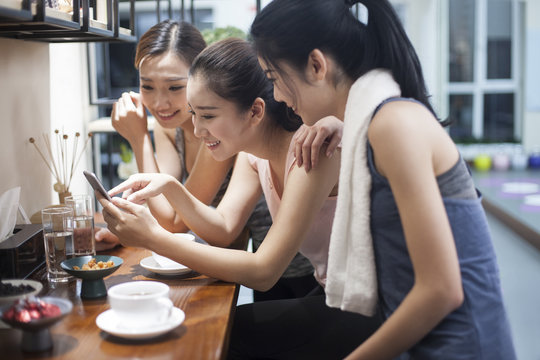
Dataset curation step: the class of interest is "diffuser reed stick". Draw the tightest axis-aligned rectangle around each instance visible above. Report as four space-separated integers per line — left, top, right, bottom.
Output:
29 130 93 199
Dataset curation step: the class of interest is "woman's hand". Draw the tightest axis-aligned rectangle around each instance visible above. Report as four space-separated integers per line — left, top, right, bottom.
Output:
97 194 165 249
108 173 177 204
111 91 148 144
292 116 343 171
94 227 120 251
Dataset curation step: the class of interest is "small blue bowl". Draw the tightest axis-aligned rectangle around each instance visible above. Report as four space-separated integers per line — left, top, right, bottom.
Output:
61 255 122 299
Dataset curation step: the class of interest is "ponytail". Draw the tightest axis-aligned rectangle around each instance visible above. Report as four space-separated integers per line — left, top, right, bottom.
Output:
251 0 440 120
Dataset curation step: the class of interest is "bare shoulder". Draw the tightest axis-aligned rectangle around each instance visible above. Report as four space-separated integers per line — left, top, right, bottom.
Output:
368 101 437 140
288 143 340 191
367 100 457 177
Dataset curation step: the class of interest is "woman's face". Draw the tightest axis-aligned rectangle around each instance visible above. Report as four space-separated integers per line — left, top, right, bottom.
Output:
259 58 335 126
186 75 252 161
139 52 192 129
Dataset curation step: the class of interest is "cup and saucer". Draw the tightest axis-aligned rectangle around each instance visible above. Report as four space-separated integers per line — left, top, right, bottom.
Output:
96 281 185 339
140 233 195 276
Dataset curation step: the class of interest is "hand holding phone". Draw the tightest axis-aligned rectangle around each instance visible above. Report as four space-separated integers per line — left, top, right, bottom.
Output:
83 170 113 201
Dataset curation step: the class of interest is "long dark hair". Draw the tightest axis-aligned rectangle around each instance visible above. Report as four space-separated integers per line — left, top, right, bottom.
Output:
189 38 302 132
250 0 440 120
135 20 206 69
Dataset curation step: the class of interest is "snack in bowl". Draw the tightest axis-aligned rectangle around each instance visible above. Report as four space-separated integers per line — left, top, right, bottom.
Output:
73 257 115 270
60 255 123 299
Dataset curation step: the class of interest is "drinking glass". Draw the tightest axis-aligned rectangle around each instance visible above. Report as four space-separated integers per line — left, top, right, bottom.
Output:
41 207 74 283
65 195 96 256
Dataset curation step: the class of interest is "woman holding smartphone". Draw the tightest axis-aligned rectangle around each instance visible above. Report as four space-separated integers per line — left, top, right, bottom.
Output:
98 38 380 359
97 20 316 301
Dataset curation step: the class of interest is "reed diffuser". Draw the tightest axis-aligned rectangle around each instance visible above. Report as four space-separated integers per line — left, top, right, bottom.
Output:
29 130 92 204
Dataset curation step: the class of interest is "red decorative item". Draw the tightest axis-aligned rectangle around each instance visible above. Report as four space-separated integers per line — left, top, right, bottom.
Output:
2 297 61 323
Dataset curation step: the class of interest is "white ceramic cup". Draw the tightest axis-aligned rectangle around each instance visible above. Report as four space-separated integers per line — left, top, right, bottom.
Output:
108 281 173 328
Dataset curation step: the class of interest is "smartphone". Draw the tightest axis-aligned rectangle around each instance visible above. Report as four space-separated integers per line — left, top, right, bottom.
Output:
83 170 113 201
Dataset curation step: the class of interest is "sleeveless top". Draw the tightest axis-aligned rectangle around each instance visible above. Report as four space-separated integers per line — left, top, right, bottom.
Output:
368 98 516 359
247 129 334 283
175 128 311 278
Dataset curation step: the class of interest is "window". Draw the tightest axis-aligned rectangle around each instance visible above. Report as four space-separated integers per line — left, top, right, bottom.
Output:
447 0 522 143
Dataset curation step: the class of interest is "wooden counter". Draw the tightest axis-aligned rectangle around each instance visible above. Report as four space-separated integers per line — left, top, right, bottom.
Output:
0 246 239 359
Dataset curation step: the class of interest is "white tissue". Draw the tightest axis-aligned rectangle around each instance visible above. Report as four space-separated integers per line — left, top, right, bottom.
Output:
0 187 21 242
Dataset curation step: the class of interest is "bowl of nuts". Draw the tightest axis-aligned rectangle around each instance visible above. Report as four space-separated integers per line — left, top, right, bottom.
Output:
61 255 123 299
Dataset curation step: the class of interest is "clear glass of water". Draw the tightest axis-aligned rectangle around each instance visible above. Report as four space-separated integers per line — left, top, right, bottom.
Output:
41 206 74 283
65 195 96 256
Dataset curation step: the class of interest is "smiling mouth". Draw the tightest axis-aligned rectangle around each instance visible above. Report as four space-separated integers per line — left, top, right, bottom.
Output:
206 140 221 149
157 110 180 120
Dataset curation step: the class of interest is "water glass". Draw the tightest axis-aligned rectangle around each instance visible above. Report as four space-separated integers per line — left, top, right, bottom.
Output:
41 206 74 283
65 195 96 256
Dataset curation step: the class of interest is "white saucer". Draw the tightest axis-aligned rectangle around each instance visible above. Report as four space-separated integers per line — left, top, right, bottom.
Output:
140 256 192 276
96 307 185 339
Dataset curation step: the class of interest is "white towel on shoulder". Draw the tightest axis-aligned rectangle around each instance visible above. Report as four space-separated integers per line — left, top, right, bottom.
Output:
325 69 400 316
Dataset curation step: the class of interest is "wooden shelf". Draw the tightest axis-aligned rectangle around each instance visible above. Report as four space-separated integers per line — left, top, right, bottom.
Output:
0 0 135 42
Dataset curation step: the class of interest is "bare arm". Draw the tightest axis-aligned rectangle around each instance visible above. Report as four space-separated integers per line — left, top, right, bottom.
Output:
292 116 343 171
107 153 261 247
149 123 235 232
100 149 340 291
346 102 463 359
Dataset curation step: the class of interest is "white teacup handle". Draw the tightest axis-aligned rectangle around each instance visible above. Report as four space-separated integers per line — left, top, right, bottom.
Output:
157 297 173 322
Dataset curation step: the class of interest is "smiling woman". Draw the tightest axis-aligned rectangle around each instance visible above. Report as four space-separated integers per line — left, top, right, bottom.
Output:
97 37 380 359
96 20 238 243
98 20 316 304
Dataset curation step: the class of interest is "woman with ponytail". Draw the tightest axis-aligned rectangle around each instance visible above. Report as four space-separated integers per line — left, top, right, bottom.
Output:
98 37 380 359
250 0 516 358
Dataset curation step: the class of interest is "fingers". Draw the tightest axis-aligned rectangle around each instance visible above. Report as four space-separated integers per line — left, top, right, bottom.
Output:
111 197 144 215
95 228 119 244
125 188 151 204
326 135 341 158
121 92 136 112
129 92 145 118
129 91 141 105
122 188 133 200
293 126 308 168
96 191 123 219
121 188 147 205
301 130 317 172
108 178 139 197
310 130 328 169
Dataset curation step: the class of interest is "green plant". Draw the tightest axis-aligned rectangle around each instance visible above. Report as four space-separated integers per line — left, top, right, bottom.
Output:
201 26 246 45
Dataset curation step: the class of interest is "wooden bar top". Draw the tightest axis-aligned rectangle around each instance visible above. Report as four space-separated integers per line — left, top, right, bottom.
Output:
0 246 239 359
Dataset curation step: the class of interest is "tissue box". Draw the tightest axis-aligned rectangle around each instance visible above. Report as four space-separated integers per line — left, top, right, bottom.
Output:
0 224 44 279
